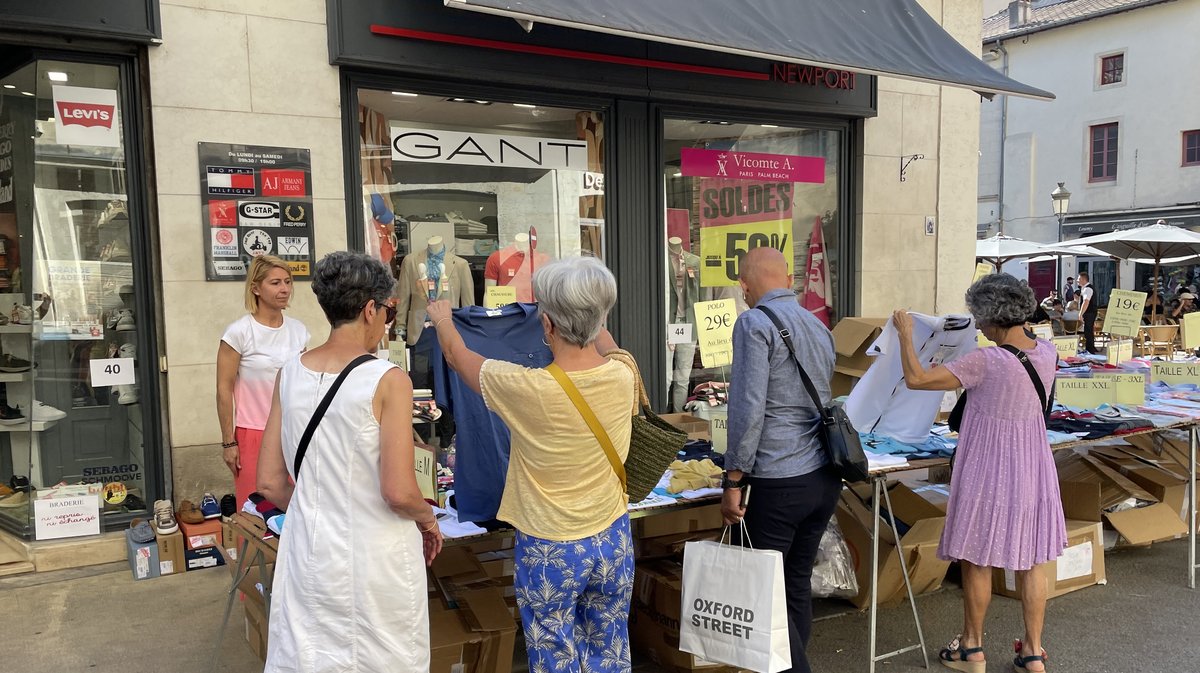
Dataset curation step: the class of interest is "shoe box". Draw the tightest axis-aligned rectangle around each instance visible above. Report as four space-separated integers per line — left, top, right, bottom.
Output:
830 316 889 397
180 518 223 550
184 546 226 571
429 588 517 673
156 531 186 575
125 529 161 582
991 520 1106 601
658 413 712 441
633 502 723 540
629 560 738 673
833 481 950 609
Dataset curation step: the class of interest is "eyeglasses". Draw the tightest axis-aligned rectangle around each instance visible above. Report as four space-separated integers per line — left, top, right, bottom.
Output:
363 299 397 324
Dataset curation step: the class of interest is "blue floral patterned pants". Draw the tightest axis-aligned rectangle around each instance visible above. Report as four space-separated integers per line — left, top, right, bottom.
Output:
514 515 634 673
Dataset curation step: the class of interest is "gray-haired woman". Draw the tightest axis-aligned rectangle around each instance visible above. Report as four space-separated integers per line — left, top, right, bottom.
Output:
892 273 1065 673
257 251 441 672
427 256 636 673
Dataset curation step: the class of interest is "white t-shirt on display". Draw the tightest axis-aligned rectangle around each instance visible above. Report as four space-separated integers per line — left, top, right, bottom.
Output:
844 312 976 444
222 314 310 430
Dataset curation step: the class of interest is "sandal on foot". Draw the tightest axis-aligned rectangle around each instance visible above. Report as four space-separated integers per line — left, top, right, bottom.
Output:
1012 639 1048 672
939 635 985 673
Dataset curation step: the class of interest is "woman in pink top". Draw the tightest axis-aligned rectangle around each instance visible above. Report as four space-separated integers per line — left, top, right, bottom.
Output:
217 255 310 505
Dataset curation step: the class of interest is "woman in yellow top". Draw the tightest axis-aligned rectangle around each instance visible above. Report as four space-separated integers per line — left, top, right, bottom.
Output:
428 256 634 673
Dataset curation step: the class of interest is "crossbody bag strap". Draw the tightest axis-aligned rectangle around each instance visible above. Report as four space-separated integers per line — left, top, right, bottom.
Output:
998 344 1052 415
546 363 628 492
293 354 379 478
755 305 827 414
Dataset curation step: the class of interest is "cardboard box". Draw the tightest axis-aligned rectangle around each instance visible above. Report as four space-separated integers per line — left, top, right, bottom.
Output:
185 545 227 571
180 518 223 550
629 562 737 673
635 504 724 539
1090 445 1194 526
659 413 711 440
635 530 722 559
830 317 889 395
992 520 1106 600
243 590 269 662
125 530 160 581
1055 450 1188 547
429 587 517 673
156 530 186 576
834 482 949 609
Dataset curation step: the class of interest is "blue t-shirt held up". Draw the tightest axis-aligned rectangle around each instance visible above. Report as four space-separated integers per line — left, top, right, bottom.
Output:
425 303 551 523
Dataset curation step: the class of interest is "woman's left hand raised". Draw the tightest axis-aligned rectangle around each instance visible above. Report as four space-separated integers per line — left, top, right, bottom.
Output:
892 309 914 338
427 299 453 326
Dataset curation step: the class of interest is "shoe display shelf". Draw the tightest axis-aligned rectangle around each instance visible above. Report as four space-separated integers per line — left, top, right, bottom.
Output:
0 293 56 493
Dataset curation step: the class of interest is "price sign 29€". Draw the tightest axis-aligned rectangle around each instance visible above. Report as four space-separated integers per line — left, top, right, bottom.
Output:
694 299 736 367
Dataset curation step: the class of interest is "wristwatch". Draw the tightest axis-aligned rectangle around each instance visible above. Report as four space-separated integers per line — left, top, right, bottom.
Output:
720 474 748 490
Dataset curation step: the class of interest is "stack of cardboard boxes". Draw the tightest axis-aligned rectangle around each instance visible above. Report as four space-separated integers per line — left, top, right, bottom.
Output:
126 514 232 581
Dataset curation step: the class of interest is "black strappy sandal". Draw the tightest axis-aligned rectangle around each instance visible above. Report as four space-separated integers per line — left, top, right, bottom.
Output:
939 635 985 673
1013 639 1048 672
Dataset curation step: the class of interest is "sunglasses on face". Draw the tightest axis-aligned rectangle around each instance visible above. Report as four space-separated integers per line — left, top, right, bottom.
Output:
363 300 397 324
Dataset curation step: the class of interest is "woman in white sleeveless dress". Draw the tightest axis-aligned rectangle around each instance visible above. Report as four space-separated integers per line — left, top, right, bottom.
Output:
256 252 443 673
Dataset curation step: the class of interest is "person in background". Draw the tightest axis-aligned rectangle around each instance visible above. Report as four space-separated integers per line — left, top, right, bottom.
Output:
892 273 1065 673
428 256 635 673
257 252 440 672
1039 290 1059 312
1168 292 1197 324
216 255 310 506
1062 277 1076 303
720 247 840 673
1077 272 1099 354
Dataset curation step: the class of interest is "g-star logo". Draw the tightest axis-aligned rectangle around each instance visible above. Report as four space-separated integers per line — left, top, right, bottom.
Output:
55 101 116 128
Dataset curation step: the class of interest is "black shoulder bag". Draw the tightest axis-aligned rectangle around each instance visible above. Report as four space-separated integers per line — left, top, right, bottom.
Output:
756 305 869 483
292 354 378 478
947 345 1053 433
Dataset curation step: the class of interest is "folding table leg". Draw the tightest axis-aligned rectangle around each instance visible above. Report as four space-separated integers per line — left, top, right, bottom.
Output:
868 477 930 671
1191 424 1197 589
869 478 880 673
880 481 930 669
212 537 253 666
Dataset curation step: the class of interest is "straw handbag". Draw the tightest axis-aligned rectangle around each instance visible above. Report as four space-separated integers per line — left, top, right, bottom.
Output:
605 349 688 503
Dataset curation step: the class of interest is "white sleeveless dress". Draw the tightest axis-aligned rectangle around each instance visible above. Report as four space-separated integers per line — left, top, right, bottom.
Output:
265 355 429 673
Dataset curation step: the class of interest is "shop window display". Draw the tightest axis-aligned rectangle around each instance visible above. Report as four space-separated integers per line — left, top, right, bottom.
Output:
662 119 842 414
0 59 151 536
355 90 605 446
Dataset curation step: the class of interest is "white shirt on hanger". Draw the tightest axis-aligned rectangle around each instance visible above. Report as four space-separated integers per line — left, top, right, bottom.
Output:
844 312 976 444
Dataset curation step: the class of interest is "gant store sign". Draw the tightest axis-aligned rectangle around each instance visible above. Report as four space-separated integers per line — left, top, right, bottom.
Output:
391 127 589 170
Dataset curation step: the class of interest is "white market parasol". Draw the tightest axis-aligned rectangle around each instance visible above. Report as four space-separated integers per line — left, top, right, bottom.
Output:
1068 223 1200 320
976 234 1085 267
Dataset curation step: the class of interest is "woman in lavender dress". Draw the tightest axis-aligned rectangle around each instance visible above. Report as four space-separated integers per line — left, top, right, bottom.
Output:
892 274 1066 673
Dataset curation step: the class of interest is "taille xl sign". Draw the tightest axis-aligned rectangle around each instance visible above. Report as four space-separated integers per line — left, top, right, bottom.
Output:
391 127 589 171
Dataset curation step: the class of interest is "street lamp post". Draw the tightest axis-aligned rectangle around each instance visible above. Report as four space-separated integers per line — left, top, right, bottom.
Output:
1051 182 1071 291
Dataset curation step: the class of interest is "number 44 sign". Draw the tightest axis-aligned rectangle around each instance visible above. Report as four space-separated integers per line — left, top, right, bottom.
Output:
89 358 136 387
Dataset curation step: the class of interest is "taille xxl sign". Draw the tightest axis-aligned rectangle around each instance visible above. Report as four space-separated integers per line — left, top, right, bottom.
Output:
391 127 589 171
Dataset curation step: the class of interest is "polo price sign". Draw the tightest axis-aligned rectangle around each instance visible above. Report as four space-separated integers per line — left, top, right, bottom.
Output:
1102 289 1147 338
198 142 316 281
695 299 736 367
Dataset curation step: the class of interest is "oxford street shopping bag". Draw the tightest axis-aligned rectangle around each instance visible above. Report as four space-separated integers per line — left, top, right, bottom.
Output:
679 527 791 673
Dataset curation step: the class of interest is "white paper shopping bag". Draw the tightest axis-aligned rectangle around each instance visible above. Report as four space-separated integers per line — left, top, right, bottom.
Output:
679 537 791 673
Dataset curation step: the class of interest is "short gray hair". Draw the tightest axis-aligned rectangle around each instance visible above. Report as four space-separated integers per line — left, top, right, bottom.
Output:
532 256 617 346
311 251 395 328
965 273 1036 329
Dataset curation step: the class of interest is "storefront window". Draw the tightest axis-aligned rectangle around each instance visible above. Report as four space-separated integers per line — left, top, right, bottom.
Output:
662 118 842 413
0 58 151 536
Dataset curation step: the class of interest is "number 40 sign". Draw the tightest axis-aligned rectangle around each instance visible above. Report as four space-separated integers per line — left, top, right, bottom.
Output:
89 358 136 386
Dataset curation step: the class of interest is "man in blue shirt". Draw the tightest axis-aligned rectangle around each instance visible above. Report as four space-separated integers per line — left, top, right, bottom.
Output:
720 247 841 673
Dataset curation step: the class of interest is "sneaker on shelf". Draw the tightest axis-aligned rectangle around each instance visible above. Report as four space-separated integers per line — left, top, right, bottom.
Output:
220 494 237 521
0 405 23 426
0 491 28 508
117 342 136 360
114 309 135 332
22 400 66 423
105 311 120 331
9 475 29 492
199 492 221 520
116 385 140 405
153 499 178 535
177 500 205 524
122 494 147 512
128 518 156 544
10 305 32 325
0 484 10 497
0 314 9 326
0 354 31 373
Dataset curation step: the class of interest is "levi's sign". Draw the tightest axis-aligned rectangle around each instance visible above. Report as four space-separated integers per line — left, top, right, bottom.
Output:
55 101 115 127
52 85 120 148
391 127 588 170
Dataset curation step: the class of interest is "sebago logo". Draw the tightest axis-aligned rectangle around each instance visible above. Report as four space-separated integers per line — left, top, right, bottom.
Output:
55 101 115 128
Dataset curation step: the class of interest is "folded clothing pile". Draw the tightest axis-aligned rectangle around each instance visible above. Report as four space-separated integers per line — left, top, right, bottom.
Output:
666 458 722 494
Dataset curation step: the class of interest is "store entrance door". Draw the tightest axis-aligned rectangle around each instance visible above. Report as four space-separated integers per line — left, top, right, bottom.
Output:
0 55 155 535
